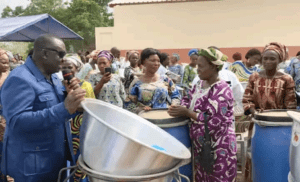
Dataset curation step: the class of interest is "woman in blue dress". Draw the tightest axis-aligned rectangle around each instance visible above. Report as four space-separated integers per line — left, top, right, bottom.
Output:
168 53 183 76
126 48 181 113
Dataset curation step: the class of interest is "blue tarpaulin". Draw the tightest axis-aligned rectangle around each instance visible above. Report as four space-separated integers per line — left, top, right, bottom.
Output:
0 14 83 42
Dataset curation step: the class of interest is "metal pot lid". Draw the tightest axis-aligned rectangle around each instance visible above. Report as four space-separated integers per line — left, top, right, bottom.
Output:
254 109 295 122
287 111 300 123
138 109 190 125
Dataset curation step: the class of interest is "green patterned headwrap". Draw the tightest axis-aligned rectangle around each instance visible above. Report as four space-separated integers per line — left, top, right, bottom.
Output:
198 48 226 71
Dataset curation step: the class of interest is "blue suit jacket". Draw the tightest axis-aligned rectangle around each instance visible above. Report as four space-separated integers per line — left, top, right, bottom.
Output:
1 57 75 181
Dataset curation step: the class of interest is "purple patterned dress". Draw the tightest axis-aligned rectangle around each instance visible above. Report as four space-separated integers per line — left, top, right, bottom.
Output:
181 80 237 182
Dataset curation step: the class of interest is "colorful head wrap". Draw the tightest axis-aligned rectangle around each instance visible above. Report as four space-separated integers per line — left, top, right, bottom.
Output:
97 50 114 62
263 42 288 61
172 53 180 61
198 48 225 71
127 50 139 60
221 54 228 62
188 49 199 57
64 53 83 71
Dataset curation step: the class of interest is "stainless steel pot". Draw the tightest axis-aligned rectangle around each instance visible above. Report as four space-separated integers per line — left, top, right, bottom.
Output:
287 111 300 182
80 99 191 176
77 155 190 182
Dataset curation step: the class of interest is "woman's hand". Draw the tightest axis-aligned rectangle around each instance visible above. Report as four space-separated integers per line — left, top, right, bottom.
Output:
63 77 81 93
249 107 259 117
100 72 112 85
168 105 189 117
143 106 152 111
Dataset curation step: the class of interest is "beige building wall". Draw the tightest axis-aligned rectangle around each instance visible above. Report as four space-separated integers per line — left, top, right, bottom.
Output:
96 0 300 61
95 27 114 50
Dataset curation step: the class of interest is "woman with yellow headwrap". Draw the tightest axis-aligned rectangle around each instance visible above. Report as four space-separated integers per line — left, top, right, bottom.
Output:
168 48 237 182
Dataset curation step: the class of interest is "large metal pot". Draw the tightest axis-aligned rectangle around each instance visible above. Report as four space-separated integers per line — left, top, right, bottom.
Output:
80 99 191 176
287 111 300 182
78 155 190 182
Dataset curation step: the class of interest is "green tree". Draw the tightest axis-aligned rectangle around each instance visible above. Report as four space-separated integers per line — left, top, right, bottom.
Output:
58 0 113 51
93 0 113 6
12 6 25 17
1 6 13 18
23 0 64 16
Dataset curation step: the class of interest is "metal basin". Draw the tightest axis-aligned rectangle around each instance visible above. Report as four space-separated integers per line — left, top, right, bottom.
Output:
78 155 189 182
80 99 191 176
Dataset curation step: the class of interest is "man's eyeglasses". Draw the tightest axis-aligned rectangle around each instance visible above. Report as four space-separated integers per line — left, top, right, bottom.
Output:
42 48 66 58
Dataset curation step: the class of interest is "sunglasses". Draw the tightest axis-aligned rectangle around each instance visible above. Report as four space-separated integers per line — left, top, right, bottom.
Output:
43 48 66 58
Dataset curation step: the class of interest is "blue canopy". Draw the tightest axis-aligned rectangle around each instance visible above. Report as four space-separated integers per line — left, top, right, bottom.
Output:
0 14 83 42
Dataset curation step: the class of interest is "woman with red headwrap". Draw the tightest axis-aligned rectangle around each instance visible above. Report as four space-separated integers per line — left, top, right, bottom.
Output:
242 42 297 181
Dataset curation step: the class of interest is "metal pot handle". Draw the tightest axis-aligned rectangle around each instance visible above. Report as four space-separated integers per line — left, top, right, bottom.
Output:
57 165 78 182
173 169 190 182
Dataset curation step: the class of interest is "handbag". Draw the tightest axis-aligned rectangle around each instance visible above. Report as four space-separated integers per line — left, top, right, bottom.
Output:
195 112 215 174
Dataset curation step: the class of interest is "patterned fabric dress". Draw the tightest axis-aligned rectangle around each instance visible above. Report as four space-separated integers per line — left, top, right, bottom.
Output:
76 62 99 81
285 57 300 92
168 64 183 77
124 66 142 92
126 75 181 113
89 73 126 107
182 65 198 88
71 80 95 182
242 72 296 182
243 72 297 111
181 80 237 182
228 61 260 82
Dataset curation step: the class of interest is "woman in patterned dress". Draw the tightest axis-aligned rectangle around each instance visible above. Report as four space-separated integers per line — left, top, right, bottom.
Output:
168 53 183 81
242 42 297 182
89 50 126 107
228 49 261 82
124 51 142 94
168 48 237 182
182 49 199 89
61 54 96 182
126 48 181 114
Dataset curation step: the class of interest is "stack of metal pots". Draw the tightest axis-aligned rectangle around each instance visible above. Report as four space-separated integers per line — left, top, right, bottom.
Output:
79 99 192 182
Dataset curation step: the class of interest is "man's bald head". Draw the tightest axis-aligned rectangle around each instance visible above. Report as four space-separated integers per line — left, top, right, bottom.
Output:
34 34 63 51
110 47 120 59
32 34 66 76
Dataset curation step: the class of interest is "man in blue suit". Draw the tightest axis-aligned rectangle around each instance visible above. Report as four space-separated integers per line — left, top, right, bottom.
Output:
0 34 86 181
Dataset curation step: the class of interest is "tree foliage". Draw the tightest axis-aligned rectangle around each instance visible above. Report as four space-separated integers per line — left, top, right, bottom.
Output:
1 0 113 52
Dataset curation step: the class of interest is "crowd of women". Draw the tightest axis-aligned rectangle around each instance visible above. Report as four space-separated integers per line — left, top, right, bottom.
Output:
0 41 299 182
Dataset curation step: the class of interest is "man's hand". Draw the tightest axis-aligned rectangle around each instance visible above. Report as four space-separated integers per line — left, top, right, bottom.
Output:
64 87 86 114
63 77 81 93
